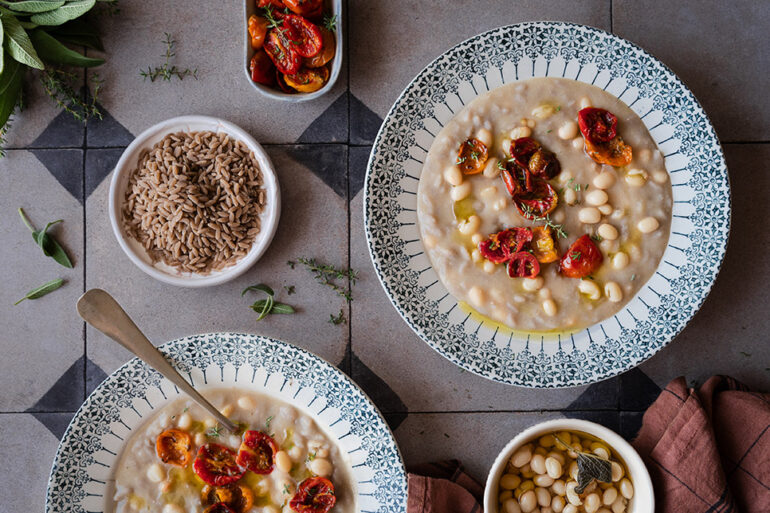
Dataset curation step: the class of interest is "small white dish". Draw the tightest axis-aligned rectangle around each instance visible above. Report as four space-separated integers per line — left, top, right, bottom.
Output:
108 115 281 288
484 419 654 513
242 0 343 102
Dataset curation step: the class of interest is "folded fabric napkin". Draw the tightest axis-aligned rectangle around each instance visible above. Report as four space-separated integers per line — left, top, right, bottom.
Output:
633 375 770 512
406 376 769 513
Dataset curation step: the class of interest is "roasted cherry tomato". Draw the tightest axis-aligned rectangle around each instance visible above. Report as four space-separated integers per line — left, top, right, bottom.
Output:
500 166 523 196
155 428 192 467
510 137 541 168
236 430 278 475
264 30 302 75
290 477 337 513
559 234 603 278
584 136 633 167
248 15 270 49
283 0 323 18
513 180 558 219
257 0 285 8
250 50 276 84
193 444 245 486
283 66 329 93
531 226 559 263
478 228 532 263
283 15 323 58
204 504 236 513
507 251 540 279
275 69 294 92
202 484 254 513
578 107 618 143
456 138 489 175
305 27 335 68
528 148 561 180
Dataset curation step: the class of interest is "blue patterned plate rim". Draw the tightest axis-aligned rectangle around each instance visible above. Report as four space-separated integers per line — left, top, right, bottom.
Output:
363 21 731 388
45 332 408 513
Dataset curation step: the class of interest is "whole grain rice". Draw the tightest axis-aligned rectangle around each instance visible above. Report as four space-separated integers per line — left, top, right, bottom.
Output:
121 131 266 274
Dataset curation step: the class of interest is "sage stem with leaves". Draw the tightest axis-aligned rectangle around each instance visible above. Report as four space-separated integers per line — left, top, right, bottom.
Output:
18 207 73 268
242 284 295 321
14 278 64 305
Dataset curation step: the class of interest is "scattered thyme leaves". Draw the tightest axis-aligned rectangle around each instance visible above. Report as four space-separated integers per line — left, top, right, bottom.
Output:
265 415 274 431
307 450 317 462
591 234 603 243
520 205 568 238
630 274 637 281
140 33 198 82
455 156 467 164
323 14 337 31
41 69 103 123
570 251 582 261
329 309 346 325
293 257 357 302
282 484 291 495
206 424 222 437
284 285 295 295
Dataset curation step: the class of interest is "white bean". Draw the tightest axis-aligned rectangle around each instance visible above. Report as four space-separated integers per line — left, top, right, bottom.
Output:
611 496 626 513
480 186 498 202
597 223 618 240
221 404 234 417
564 188 577 206
565 481 582 505
558 121 578 140
275 451 292 473
511 445 533 467
551 479 566 496
585 190 608 206
652 169 669 184
483 261 497 274
579 96 592 109
511 126 532 139
611 252 629 270
493 198 508 211
451 182 472 201
532 104 556 119
475 128 493 147
535 487 551 507
578 280 601 300
237 396 256 410
563 506 578 513
468 286 485 307
592 171 616 189
604 282 623 303
619 478 634 499
584 493 601 513
597 204 613 215
471 250 483 264
547 452 565 465
522 276 544 292
534 475 554 487
638 217 660 233
531 454 546 474
592 447 610 460
163 505 184 513
611 461 624 482
146 463 164 483
559 170 574 183
572 137 584 150
444 166 464 186
578 207 601 224
542 299 557 317
309 457 333 477
519 490 538 513
500 490 514 503
551 496 565 513
602 487 618 506
625 169 647 187
539 288 552 300
471 233 484 245
500 473 522 490
501 138 512 154
176 412 192 430
503 498 522 513
545 457 562 479
483 158 501 178
458 215 481 235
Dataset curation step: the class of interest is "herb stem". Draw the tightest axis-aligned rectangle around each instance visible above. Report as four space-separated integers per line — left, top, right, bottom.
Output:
18 208 34 232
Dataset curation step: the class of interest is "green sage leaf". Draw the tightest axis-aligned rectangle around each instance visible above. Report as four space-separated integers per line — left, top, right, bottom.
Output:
14 278 64 305
4 1 65 14
29 0 95 26
0 8 45 69
30 28 104 67
18 208 73 268
575 452 612 493
250 299 296 315
255 294 273 321
0 58 23 128
242 283 274 297
0 15 4 75
49 18 103 50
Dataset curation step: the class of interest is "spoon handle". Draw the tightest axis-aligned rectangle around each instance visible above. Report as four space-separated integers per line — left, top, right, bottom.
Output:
77 288 238 433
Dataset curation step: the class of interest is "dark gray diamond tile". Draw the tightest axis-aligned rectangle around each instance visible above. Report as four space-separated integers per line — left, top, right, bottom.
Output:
297 91 349 143
26 356 85 412
30 412 76 440
348 145 371 199
619 368 661 411
86 357 109 396
349 93 383 145
619 411 645 442
29 149 84 204
285 144 348 197
85 147 125 199
31 109 86 148
86 102 135 147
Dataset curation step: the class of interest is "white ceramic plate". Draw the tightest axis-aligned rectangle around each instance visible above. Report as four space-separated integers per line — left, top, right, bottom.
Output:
45 333 407 513
364 22 730 387
109 115 281 287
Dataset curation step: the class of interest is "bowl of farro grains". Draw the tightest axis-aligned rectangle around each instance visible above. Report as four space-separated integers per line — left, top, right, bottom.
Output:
109 115 280 287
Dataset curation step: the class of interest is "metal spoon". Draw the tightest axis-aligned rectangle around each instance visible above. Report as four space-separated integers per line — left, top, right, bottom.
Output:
77 288 238 433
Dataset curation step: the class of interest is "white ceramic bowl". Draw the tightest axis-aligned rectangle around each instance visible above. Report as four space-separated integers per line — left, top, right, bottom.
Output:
484 419 654 513
109 115 281 287
242 0 343 102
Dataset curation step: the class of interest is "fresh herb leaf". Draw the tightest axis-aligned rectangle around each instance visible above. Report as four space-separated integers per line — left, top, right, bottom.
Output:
18 208 73 268
553 435 611 493
323 13 337 31
556 106 561 111
242 283 274 297
630 274 637 281
497 160 506 171
455 156 466 164
520 205 568 239
591 234 603 242
546 129 552 133
243 283 296 320
329 309 346 325
140 33 198 82
282 483 291 495
206 424 222 437
265 415 274 431
14 277 64 305
294 257 357 302
570 251 582 261
250 300 295 314
470 151 480 160
262 5 284 32
183 407 189 413
307 450 317 462
40 69 103 123
284 285 295 295
287 260 296 269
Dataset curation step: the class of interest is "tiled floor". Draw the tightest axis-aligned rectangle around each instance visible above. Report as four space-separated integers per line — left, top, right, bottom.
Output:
0 0 768 508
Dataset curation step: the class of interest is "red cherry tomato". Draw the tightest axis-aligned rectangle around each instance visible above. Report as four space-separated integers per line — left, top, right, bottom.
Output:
283 66 329 93
275 69 294 92
290 477 337 513
250 50 276 85
500 166 522 197
584 136 633 167
478 228 532 264
559 235 603 278
507 252 540 278
202 484 254 513
528 148 561 180
264 30 301 75
456 138 489 175
513 180 558 219
283 0 323 18
510 137 541 168
257 0 285 8
193 444 245 487
305 27 335 68
156 428 192 467
248 15 270 49
204 504 237 513
578 107 618 143
283 15 323 58
236 430 278 475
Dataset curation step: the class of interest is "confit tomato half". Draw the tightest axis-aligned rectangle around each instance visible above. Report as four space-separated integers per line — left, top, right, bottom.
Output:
283 66 329 93
305 27 335 68
264 30 302 75
584 136 633 167
559 234 603 278
258 0 286 8
236 430 278 475
248 15 270 49
578 107 618 143
283 0 323 18
283 15 323 58
510 137 541 168
250 50 276 85
155 428 192 467
500 164 527 196
290 477 337 513
528 148 561 180
478 228 533 263
507 252 540 279
204 504 236 513
531 226 559 263
456 138 489 175
202 484 254 513
193 443 245 486
513 180 558 219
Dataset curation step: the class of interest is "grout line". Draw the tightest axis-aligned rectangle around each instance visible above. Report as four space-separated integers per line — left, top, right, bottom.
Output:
345 0 353 376
610 0 613 33
82 61 88 403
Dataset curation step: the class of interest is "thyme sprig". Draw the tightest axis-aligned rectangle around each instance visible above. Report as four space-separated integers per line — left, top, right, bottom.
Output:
329 309 346 325
520 205 568 239
323 14 337 31
140 33 198 82
41 69 103 122
290 258 357 302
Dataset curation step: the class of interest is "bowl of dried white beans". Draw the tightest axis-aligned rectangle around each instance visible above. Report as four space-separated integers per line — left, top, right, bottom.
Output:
109 115 280 287
484 419 653 513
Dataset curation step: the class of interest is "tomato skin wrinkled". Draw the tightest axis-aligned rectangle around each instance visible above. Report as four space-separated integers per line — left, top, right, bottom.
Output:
456 138 489 175
528 148 561 180
531 226 559 263
236 430 278 475
248 15 270 49
559 235 603 278
478 228 532 264
283 15 323 58
283 0 323 18
264 30 302 75
202 484 254 513
507 251 540 279
305 27 335 68
283 66 329 93
155 428 192 467
510 137 541 168
193 444 245 487
513 180 558 219
258 0 285 8
204 503 237 513
578 107 618 143
290 477 337 513
250 50 276 85
584 136 633 167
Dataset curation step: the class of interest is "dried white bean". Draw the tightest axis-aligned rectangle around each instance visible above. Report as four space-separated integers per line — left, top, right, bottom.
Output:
475 128 493 147
547 452 565 465
511 126 532 139
451 182 472 201
602 487 618 506
468 286 485 307
564 188 578 205
542 299 557 317
551 479 566 496
585 190 608 206
578 280 602 300
523 276 544 292
221 404 234 417
503 498 522 513
483 158 501 178
480 185 498 201
578 207 601 224
458 215 481 235
163 505 184 513
539 435 556 447
275 451 292 473
611 461 624 482
501 138 512 153
483 261 497 274
619 478 634 499
493 198 508 211
534 474 555 487
597 223 618 240
565 481 582 505
558 121 578 140
309 457 332 477
444 166 464 186
539 288 552 300
501 473 522 490
147 463 164 483
500 490 514 502
625 169 647 187
531 454 546 474
611 496 626 513
545 457 563 479
597 204 613 215
652 170 669 184
592 447 610 460
535 487 551 507
592 171 616 189
572 137 584 150
519 490 538 513
471 233 484 245
237 396 256 410
551 496 566 513
638 216 660 233
584 493 601 513
563 506 578 513
176 412 192 429
511 445 533 467
611 252 629 270
604 282 623 303
579 96 592 109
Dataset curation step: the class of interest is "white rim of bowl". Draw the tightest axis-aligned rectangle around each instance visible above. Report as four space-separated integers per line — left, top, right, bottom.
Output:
483 418 654 513
108 115 281 287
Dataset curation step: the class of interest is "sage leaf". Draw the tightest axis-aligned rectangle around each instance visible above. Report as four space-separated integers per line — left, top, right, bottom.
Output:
250 299 296 315
30 29 104 67
50 18 103 50
0 15 4 75
242 283 274 297
14 278 64 305
18 208 73 268
0 8 45 69
575 452 612 493
30 0 95 26
5 1 65 14
0 58 23 127
255 294 273 321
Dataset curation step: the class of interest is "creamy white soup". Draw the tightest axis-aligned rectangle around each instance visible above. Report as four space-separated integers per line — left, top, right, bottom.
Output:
112 388 355 513
418 77 672 331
